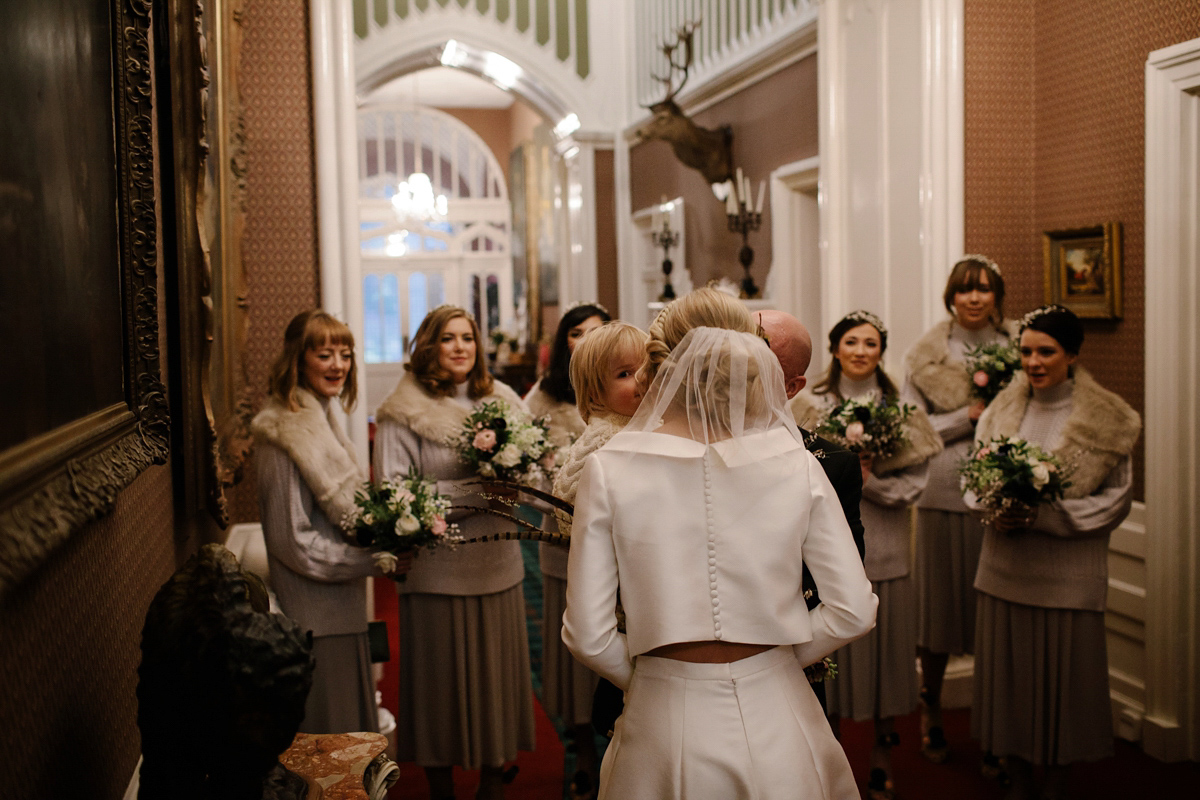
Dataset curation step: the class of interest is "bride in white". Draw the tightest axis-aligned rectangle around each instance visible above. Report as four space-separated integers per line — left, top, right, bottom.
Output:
562 324 877 799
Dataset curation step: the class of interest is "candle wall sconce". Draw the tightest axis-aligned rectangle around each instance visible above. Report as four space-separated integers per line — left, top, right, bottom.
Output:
651 211 681 301
720 169 765 299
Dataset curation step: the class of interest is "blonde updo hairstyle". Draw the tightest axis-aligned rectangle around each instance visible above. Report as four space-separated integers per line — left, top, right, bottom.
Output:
639 287 756 388
267 309 358 412
661 330 771 441
406 305 495 399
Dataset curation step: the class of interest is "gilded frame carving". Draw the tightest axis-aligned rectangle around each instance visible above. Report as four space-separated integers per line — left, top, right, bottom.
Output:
165 0 251 528
1042 222 1124 320
0 0 170 593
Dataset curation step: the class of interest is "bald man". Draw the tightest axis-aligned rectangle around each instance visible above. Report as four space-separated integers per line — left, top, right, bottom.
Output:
758 310 866 711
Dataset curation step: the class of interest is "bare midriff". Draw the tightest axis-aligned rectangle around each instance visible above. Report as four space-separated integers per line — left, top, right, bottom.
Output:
644 641 775 663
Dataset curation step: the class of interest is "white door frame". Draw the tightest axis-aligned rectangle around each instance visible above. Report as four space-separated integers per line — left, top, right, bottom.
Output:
1142 35 1200 763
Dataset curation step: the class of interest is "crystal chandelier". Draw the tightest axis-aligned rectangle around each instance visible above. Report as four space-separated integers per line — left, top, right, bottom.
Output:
390 172 448 222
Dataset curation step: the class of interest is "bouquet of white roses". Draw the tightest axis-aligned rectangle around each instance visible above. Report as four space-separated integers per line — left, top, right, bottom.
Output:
959 436 1071 526
965 341 1022 404
456 400 555 484
816 397 914 460
342 467 460 579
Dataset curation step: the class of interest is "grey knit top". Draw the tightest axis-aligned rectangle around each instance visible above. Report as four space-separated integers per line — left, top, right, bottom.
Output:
256 440 377 638
372 383 526 597
801 375 930 581
908 322 1010 512
972 380 1133 611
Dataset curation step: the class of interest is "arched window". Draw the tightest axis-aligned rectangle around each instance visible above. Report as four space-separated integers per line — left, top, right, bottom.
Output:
358 106 513 368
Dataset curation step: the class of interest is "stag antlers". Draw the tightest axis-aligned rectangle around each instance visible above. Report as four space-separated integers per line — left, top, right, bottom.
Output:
635 22 733 186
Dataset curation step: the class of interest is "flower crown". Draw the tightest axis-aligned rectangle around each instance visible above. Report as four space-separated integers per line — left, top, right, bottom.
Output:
840 309 887 338
959 253 1001 276
563 300 610 316
1019 304 1070 331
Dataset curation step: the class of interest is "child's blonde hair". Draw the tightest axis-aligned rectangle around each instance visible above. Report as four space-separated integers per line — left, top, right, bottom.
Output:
569 321 650 422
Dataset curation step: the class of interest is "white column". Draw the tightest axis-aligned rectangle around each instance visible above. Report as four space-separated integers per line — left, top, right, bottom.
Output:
561 136 602 307
311 0 344 317
817 0 963 372
311 0 369 463
1142 36 1200 763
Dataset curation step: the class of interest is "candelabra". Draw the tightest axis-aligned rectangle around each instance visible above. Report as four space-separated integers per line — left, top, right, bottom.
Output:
723 169 765 299
650 214 681 301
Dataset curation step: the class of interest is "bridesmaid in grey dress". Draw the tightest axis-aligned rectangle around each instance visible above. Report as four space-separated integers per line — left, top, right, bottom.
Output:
903 255 1017 763
970 306 1139 800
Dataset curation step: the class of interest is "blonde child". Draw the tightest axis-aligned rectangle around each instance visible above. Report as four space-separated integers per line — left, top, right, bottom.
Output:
553 321 650 530
536 321 647 796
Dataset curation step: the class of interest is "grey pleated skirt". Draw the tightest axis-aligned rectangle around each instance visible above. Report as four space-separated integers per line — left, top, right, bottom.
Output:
826 576 920 721
972 594 1113 766
396 586 537 768
541 574 600 725
914 508 985 655
301 632 379 734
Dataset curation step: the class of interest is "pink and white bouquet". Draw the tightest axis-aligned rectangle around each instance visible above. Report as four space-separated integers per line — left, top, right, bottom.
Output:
959 436 1072 526
816 397 913 460
343 467 460 577
964 341 1021 404
456 400 555 484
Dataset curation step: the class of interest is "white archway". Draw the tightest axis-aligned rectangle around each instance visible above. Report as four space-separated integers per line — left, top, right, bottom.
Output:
356 105 515 412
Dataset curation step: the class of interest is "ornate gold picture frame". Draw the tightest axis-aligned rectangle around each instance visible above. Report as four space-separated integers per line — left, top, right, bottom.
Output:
0 0 169 593
1043 222 1123 319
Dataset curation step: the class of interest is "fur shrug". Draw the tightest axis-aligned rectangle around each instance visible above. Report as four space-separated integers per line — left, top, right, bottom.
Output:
373 371 527 446
250 390 364 530
551 412 631 537
975 368 1140 499
905 318 1019 412
789 378 943 475
525 381 586 448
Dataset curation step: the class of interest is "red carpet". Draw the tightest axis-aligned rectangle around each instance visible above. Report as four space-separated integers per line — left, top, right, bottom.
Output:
375 580 1197 799
375 577 565 800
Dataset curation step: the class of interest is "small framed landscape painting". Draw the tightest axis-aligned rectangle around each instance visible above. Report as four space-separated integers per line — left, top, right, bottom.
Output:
1042 222 1123 319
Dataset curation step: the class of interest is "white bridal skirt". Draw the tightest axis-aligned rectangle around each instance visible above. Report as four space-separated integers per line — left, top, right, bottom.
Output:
599 647 859 800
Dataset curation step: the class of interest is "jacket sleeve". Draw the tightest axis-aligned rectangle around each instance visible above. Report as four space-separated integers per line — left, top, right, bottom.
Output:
258 442 378 583
793 455 878 667
1033 454 1133 539
864 460 929 509
903 378 974 445
561 455 633 690
372 419 481 519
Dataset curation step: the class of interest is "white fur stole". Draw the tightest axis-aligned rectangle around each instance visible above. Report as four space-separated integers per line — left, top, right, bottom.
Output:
904 318 1019 413
975 368 1141 499
551 412 631 536
250 390 364 530
373 372 528 446
525 382 586 448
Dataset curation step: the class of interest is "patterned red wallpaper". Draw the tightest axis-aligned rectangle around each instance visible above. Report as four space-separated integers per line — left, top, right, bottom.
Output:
965 0 1200 500
227 0 323 523
0 465 177 798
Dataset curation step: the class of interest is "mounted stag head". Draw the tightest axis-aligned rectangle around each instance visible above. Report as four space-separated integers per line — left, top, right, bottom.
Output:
634 22 733 186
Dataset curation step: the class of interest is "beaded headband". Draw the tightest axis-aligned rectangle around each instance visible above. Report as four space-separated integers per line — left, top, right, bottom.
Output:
958 253 1001 277
430 303 476 322
839 309 888 338
1019 304 1071 331
563 300 610 317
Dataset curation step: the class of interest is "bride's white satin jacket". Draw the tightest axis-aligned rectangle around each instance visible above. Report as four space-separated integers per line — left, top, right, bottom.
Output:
562 427 878 690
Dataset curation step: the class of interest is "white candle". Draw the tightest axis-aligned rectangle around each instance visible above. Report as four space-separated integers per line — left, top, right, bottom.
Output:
743 175 752 210
755 180 766 214
725 182 737 214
